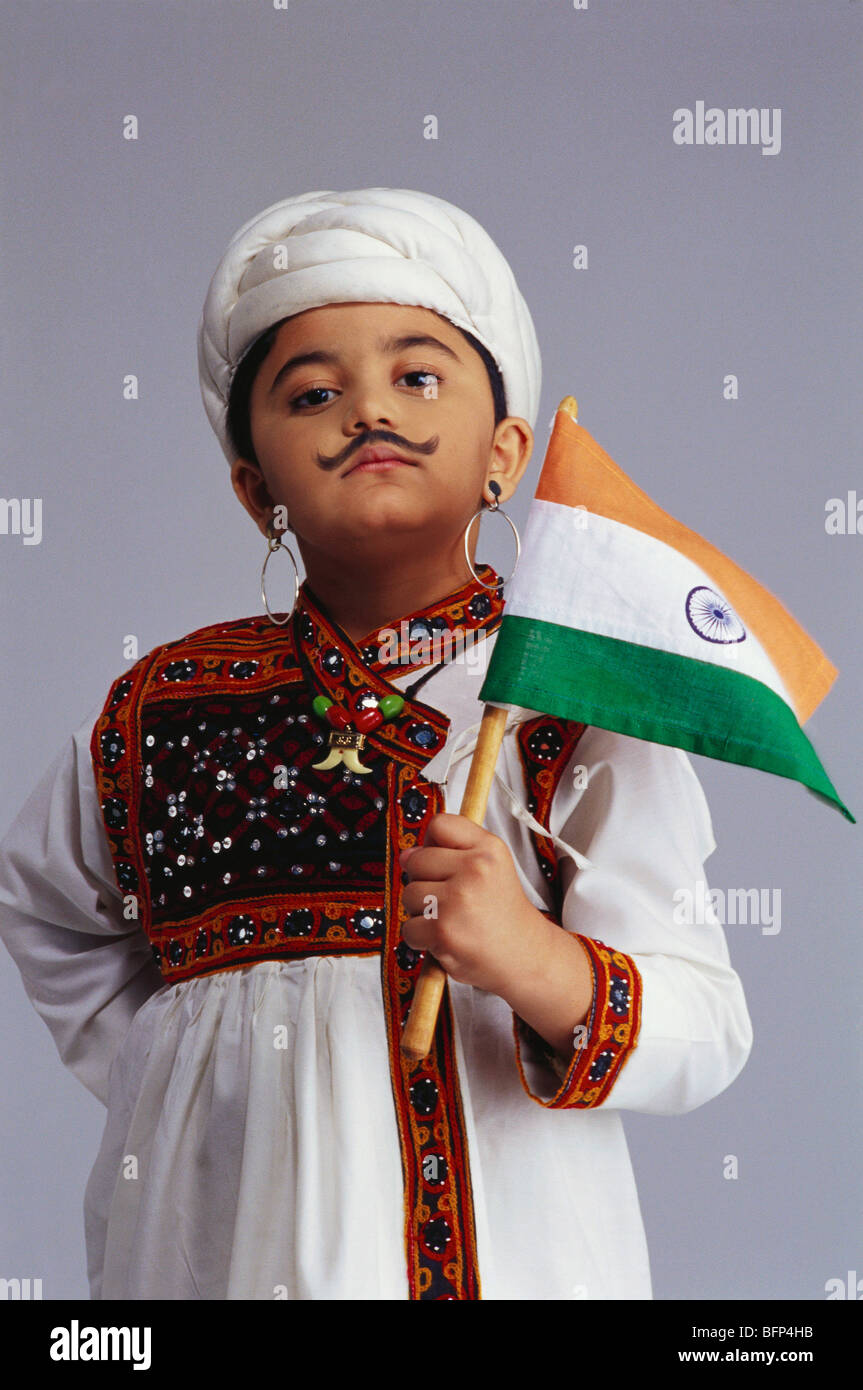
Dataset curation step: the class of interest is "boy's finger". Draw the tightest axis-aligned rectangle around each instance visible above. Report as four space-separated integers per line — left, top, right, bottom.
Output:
419 812 489 850
399 846 464 883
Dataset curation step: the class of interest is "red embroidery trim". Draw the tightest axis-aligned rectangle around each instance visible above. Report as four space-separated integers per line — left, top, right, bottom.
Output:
513 715 644 1109
384 764 481 1300
512 938 643 1108
350 561 504 676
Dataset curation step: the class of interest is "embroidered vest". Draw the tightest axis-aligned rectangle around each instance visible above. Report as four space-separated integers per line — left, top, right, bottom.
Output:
90 568 608 1299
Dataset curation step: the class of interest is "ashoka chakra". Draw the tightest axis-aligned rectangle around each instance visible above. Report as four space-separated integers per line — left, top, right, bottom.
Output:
685 586 746 644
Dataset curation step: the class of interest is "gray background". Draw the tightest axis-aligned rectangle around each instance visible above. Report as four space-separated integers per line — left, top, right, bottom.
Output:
1 0 860 1300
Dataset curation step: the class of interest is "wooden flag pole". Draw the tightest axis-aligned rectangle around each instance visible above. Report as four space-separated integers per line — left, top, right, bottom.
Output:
400 702 510 1062
399 400 579 1064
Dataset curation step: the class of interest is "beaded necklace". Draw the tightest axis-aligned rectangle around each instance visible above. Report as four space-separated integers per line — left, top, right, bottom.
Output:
300 604 502 774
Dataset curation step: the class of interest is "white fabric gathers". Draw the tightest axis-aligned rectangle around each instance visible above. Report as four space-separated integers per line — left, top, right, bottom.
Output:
0 638 753 1300
197 187 543 466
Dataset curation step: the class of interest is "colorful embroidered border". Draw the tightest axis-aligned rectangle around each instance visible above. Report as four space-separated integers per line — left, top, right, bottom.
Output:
148 895 387 981
513 715 643 1108
384 762 482 1301
347 562 504 676
515 714 587 899
513 937 643 1108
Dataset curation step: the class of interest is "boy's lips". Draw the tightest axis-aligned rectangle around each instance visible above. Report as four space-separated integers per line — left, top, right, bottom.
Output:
343 445 419 476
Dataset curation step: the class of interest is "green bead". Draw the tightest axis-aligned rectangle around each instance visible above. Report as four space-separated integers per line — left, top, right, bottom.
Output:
312 695 333 718
378 694 405 720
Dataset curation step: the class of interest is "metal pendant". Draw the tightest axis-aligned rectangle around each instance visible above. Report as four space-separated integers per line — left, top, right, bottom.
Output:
313 728 375 775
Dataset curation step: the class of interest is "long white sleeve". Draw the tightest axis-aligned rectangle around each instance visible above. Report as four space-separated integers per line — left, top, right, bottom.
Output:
491 722 754 1115
0 705 165 1106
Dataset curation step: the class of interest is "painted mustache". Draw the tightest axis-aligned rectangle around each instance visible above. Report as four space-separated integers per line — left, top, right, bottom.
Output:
317 431 439 472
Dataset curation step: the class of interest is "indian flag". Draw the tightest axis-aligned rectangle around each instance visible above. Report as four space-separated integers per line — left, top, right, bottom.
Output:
480 398 853 822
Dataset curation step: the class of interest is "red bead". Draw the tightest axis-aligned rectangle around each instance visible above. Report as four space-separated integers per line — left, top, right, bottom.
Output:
354 707 383 734
326 705 351 730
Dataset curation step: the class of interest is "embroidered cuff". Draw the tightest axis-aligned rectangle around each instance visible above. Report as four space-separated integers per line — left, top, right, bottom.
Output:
512 935 643 1109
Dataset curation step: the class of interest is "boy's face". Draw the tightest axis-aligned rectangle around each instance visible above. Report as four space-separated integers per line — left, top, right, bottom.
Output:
231 301 532 575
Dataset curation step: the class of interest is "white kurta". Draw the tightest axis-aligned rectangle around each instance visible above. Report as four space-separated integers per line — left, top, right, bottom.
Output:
0 632 753 1300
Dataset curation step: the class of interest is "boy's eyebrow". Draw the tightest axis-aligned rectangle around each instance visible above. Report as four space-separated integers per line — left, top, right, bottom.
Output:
267 333 463 395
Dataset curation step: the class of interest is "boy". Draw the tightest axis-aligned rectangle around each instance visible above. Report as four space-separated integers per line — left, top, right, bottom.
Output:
0 188 752 1299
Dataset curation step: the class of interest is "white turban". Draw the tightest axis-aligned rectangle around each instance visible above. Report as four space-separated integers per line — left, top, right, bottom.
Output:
197 187 542 465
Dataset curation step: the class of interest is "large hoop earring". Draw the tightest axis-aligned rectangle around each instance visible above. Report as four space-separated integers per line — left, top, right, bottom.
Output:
463 484 521 590
261 519 300 626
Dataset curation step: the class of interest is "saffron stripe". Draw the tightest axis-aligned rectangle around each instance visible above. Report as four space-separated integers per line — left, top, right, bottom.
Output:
534 413 837 722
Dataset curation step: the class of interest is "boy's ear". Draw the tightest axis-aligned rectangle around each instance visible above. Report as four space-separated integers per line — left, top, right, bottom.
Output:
231 456 275 535
486 417 534 503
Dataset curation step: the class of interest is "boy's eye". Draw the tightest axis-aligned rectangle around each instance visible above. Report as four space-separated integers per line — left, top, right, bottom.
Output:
400 370 442 390
290 386 336 409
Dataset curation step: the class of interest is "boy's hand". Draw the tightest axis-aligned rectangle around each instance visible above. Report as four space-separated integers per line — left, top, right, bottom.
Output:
400 812 553 998
399 812 595 1059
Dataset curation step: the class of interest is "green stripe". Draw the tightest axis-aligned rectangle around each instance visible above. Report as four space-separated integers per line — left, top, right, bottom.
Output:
480 616 855 823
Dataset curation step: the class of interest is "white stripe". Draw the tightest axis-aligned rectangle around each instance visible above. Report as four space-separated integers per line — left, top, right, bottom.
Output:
505 500 794 710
